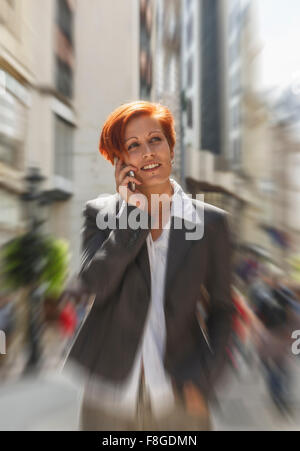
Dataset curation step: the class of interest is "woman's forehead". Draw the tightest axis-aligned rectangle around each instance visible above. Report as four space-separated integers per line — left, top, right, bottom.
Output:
124 115 163 138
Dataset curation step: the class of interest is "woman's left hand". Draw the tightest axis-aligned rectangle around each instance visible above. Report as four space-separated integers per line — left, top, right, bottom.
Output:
182 381 209 416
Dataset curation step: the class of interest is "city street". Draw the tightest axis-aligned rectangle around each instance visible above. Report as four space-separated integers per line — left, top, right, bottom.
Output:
211 354 300 431
1 0 300 435
0 370 82 430
0 353 300 430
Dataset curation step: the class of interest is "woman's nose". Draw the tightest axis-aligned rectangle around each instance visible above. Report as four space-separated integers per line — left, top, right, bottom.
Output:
141 142 154 157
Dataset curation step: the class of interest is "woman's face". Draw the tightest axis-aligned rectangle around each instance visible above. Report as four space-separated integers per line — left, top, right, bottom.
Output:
122 115 174 188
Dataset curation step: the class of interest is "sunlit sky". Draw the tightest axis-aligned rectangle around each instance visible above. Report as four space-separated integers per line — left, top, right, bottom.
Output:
256 0 300 91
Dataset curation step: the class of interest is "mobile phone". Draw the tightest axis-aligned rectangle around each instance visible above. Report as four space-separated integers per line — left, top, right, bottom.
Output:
114 156 135 192
128 170 136 192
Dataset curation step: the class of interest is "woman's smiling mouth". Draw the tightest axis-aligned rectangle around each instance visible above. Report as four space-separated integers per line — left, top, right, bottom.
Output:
141 163 161 172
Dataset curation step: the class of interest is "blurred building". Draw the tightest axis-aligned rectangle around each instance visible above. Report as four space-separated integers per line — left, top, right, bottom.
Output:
3 0 296 281
177 0 259 245
138 0 280 258
241 88 300 271
139 0 183 185
234 7 300 274
139 0 153 100
239 93 275 250
153 0 183 185
0 0 76 245
69 0 140 272
0 0 32 245
272 90 300 260
0 0 142 275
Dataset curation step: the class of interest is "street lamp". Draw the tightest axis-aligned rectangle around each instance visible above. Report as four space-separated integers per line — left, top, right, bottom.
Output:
20 167 48 373
21 167 46 230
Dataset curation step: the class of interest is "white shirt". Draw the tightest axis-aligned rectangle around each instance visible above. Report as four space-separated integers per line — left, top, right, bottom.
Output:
74 178 201 420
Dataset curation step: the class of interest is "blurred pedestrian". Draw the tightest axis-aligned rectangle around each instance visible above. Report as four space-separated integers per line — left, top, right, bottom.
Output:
0 292 15 337
74 295 89 334
59 295 77 357
236 253 258 286
226 287 263 373
0 290 16 373
251 270 297 413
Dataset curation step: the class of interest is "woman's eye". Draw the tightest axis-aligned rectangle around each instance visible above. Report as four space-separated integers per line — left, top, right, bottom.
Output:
128 142 139 151
150 136 161 143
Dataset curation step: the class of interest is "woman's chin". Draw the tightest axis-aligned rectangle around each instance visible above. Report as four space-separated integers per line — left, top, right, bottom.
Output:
140 173 170 184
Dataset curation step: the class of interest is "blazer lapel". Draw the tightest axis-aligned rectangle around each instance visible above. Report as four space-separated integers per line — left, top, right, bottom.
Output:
135 215 197 299
135 213 201 303
136 242 151 294
109 194 199 302
164 215 195 301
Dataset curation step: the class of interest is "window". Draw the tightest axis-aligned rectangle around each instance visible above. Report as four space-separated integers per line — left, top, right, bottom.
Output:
56 57 73 99
231 104 240 129
229 38 240 65
168 57 176 93
56 0 74 98
187 55 193 87
54 115 74 181
0 135 20 168
231 137 241 166
186 0 193 11
230 70 240 96
229 5 241 31
186 97 193 128
186 15 194 48
139 0 152 100
57 0 73 46
0 77 27 170
139 51 152 99
201 0 221 155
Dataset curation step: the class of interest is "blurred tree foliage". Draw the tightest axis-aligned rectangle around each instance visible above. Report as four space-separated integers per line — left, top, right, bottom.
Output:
0 232 69 298
289 255 300 283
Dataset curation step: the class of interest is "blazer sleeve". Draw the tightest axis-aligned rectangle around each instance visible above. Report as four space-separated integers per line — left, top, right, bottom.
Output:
203 211 234 392
79 201 150 307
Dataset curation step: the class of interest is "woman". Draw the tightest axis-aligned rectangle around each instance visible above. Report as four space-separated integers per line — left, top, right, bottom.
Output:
65 101 234 431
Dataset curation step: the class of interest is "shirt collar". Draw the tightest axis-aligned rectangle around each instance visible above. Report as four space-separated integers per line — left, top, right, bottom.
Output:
169 178 199 225
117 178 201 226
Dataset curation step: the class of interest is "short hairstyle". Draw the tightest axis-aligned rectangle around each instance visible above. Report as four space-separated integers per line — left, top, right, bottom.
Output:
99 101 176 165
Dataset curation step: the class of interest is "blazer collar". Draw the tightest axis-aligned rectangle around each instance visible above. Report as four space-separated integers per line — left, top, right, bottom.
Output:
97 182 203 300
135 179 204 300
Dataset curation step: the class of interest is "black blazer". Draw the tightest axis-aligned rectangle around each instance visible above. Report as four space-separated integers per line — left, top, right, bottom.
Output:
67 193 234 399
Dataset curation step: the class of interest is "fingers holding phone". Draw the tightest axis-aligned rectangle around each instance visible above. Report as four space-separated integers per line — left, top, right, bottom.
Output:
114 156 143 207
114 156 139 192
127 170 136 192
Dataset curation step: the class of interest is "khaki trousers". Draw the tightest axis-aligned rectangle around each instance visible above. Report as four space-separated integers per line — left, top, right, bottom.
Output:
80 373 211 431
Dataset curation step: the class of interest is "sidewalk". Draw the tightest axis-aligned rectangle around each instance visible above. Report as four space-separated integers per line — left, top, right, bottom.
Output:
0 370 82 430
2 323 300 430
0 322 83 430
211 354 300 431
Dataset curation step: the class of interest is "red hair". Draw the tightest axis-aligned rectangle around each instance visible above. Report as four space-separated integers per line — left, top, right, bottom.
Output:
99 101 176 165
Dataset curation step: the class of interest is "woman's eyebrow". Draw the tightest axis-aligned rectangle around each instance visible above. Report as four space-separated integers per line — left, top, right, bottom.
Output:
124 130 162 143
125 136 137 142
148 129 162 135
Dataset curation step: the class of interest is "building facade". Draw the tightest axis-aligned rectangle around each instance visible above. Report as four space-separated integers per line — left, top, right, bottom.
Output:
0 0 142 277
69 0 140 273
0 0 33 246
180 0 255 242
139 0 183 185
